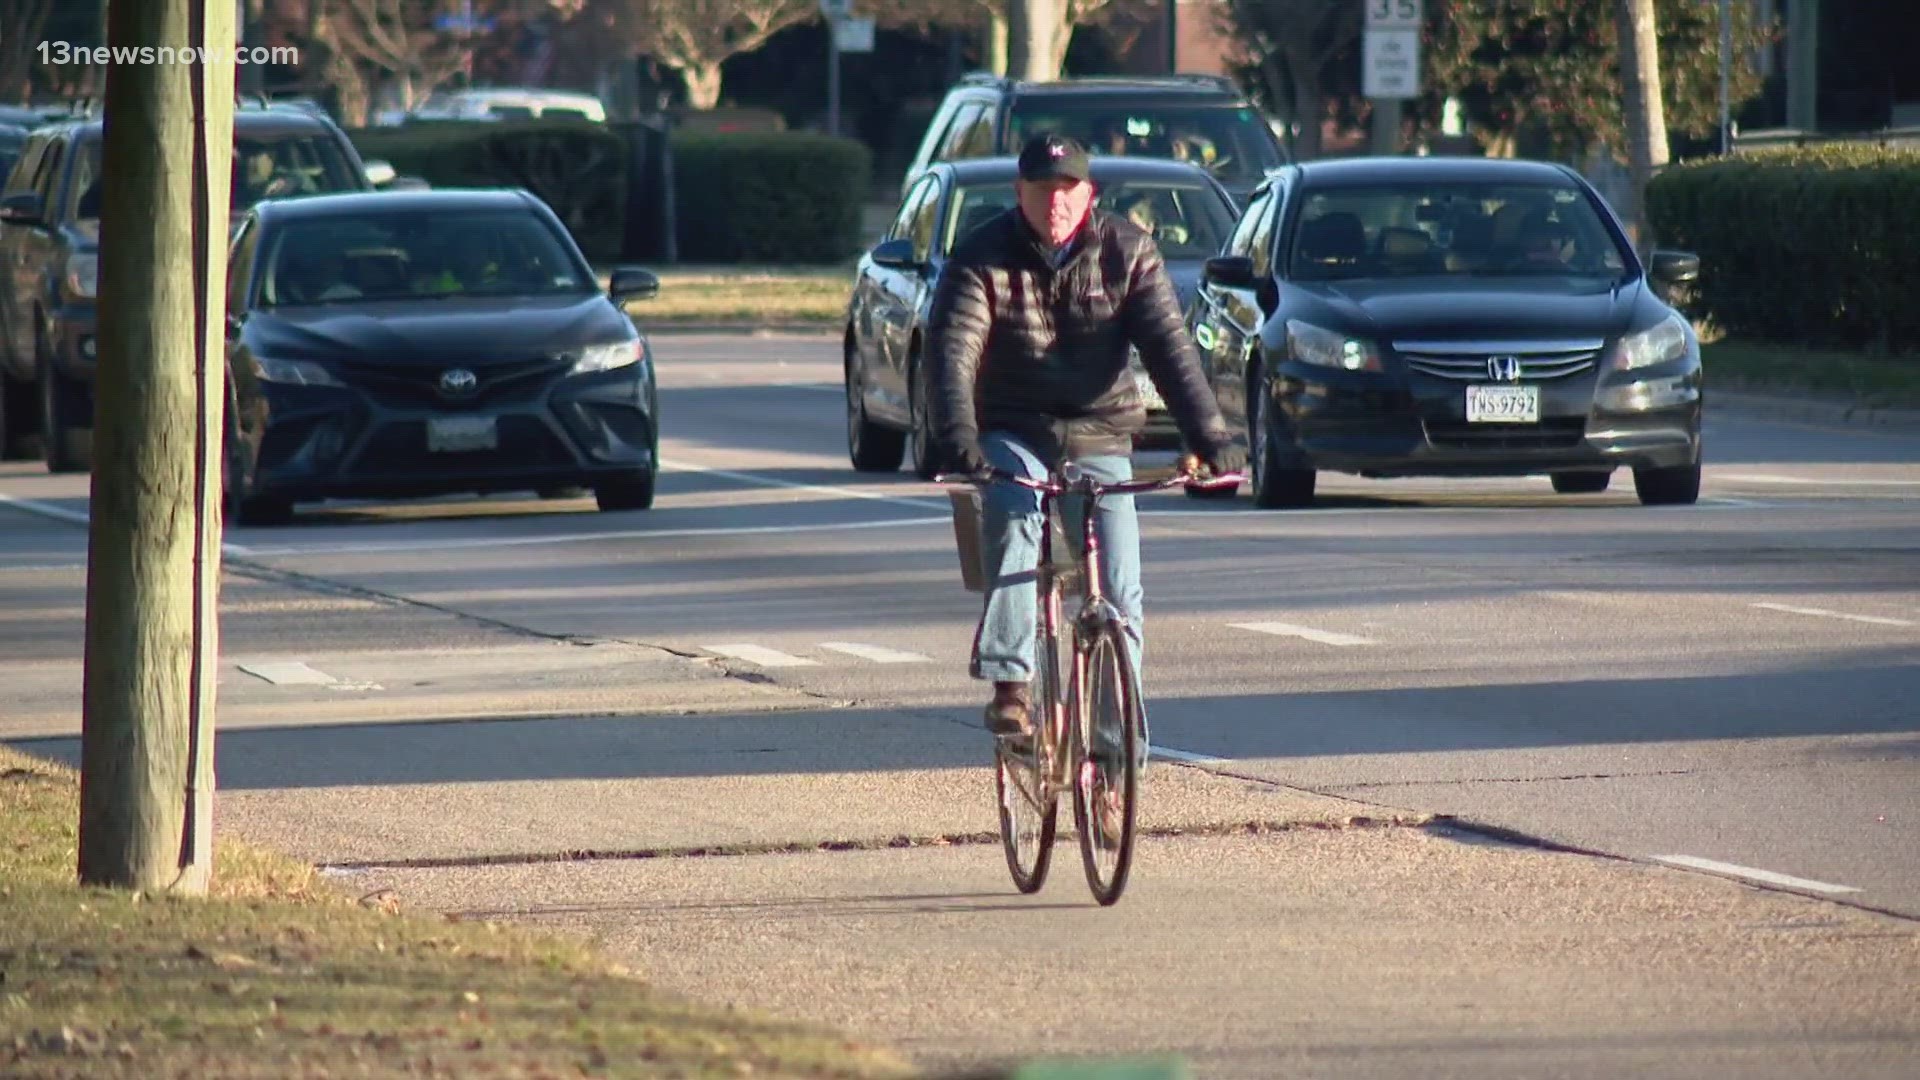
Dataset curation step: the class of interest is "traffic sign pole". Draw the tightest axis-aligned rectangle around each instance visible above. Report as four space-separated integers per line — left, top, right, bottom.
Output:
1362 0 1423 155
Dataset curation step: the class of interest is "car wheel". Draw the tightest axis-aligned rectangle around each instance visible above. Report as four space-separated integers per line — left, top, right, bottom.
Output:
846 341 904 472
908 356 946 481
595 468 656 512
1550 470 1612 494
1 375 39 460
1633 462 1700 506
38 338 87 474
1247 370 1314 509
234 495 294 527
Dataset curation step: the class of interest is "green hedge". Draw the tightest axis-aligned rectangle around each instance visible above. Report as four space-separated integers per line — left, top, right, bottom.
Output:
1646 146 1920 351
669 133 871 263
345 122 871 265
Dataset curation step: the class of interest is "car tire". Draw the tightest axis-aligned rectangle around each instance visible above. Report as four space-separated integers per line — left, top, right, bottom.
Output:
1 375 39 461
908 355 947 481
594 468 656 512
1550 470 1612 494
846 343 904 472
38 341 87 475
1633 462 1701 506
1247 371 1314 509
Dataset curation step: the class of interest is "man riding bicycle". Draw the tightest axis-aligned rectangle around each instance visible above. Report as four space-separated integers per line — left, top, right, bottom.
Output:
927 133 1246 739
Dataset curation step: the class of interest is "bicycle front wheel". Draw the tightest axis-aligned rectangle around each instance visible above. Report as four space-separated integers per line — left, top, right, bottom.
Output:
996 589 1062 893
1073 622 1144 906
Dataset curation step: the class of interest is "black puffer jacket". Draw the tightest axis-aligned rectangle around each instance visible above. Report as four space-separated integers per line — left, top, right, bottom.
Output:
926 206 1231 464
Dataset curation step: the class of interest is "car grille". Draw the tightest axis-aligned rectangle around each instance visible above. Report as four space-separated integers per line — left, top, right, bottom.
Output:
348 415 575 476
1425 417 1588 450
332 356 573 406
1397 341 1605 382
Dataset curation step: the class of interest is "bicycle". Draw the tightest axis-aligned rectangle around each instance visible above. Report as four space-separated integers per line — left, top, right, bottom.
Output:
939 456 1242 905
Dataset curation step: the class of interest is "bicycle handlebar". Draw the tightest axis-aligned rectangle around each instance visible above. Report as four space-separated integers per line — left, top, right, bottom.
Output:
935 465 1244 498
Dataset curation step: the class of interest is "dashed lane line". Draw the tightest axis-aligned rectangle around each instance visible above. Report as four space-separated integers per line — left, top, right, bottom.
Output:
1750 602 1914 628
1229 620 1377 647
1650 855 1862 895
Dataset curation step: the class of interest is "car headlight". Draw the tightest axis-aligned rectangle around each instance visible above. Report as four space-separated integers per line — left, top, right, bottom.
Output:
569 339 642 375
64 252 97 299
251 355 343 386
1612 314 1691 371
1127 347 1166 410
1286 320 1381 372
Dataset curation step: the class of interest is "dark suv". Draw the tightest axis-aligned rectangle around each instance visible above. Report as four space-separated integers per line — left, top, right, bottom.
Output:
903 73 1287 206
0 101 380 470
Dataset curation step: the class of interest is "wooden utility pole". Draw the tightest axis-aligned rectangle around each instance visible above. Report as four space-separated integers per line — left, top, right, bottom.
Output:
78 0 235 894
1614 0 1668 256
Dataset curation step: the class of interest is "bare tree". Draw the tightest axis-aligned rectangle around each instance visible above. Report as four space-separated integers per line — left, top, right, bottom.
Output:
1216 0 1362 160
0 0 56 106
1614 0 1668 252
323 0 487 116
583 0 815 110
865 0 1142 80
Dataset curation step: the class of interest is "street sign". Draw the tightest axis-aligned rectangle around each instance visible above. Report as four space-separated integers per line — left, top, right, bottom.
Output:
1365 0 1422 29
833 16 875 53
1363 27 1421 99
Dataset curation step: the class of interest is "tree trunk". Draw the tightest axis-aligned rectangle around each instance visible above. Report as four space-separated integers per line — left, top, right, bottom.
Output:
1007 0 1059 81
1291 70 1323 160
80 0 233 896
1615 0 1669 253
682 62 724 110
986 10 1008 75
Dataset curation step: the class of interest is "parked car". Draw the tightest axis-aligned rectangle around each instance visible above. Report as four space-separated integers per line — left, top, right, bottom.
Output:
844 156 1239 477
0 100 387 468
388 87 608 125
1185 156 1705 508
903 74 1288 205
222 188 661 525
0 124 27 186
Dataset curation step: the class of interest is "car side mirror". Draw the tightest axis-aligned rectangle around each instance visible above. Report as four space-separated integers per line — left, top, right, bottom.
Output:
363 159 397 187
0 191 42 225
609 266 660 303
1203 255 1257 289
870 237 921 271
1650 250 1700 285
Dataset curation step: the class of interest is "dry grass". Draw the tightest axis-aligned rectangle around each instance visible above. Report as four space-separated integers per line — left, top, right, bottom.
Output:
0 744 912 1079
601 264 854 325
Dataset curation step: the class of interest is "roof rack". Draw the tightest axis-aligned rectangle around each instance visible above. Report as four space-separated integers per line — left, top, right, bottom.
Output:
958 71 1010 88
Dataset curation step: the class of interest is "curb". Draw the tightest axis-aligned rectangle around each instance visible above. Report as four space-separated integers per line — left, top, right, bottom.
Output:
1709 389 1920 433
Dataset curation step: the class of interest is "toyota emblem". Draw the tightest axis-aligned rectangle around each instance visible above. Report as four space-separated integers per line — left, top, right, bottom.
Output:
1486 355 1523 382
438 368 478 396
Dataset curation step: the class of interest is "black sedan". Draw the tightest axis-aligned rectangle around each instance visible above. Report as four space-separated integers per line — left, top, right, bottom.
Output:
1187 156 1705 508
223 189 662 525
843 156 1239 477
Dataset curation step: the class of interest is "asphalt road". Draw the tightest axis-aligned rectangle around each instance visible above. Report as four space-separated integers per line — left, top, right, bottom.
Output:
3 332 1917 1077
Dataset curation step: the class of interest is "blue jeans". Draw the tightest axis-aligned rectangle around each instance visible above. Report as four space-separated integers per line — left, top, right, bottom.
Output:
970 431 1145 692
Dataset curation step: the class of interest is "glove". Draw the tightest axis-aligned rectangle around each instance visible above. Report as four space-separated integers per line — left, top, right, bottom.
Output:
1199 441 1247 477
948 440 990 477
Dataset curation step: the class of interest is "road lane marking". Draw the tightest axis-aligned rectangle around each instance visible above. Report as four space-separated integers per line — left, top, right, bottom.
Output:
818 642 932 664
703 643 820 667
0 492 257 555
1230 621 1376 647
661 458 948 512
236 660 339 686
1650 855 1861 894
239 515 950 557
1721 473 1920 487
1750 602 1913 627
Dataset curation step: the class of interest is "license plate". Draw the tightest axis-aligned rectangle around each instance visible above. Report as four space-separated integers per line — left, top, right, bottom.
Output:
426 415 497 452
1465 384 1539 423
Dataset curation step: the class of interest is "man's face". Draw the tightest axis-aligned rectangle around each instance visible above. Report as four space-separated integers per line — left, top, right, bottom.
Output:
1016 176 1095 246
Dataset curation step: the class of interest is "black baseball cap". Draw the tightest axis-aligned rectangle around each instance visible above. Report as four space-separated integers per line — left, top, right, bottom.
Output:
1017 133 1091 183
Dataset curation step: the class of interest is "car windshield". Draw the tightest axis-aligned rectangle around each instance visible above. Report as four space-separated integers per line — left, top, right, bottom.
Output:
1288 182 1632 283
256 210 594 306
1006 102 1282 184
73 132 362 219
943 179 1236 260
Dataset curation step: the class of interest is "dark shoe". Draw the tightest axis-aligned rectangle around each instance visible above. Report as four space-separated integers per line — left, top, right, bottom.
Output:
984 681 1033 738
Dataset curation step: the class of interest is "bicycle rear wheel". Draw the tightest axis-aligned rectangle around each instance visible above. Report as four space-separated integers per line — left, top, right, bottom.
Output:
1072 622 1144 906
996 588 1061 893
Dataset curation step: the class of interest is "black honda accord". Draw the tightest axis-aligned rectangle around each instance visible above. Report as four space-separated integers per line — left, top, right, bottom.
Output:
223 189 661 525
1188 157 1704 508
